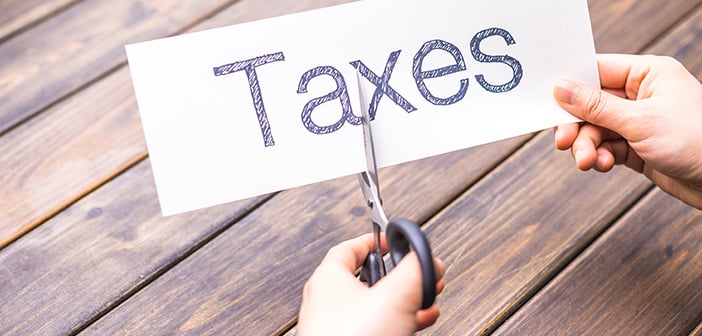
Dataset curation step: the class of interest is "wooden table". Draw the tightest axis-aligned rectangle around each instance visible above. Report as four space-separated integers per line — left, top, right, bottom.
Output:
2 1 702 335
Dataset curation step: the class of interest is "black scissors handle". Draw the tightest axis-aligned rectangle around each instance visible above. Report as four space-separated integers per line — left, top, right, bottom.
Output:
386 218 437 310
359 219 437 309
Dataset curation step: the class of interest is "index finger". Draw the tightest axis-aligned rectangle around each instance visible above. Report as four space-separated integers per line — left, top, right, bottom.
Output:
597 54 634 90
322 234 388 273
597 54 655 100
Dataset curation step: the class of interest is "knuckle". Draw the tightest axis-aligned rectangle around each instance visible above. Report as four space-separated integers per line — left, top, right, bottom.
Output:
304 270 321 293
581 89 609 121
658 55 680 67
652 55 686 73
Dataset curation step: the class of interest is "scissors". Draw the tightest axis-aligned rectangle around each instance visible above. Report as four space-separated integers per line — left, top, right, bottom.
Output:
355 73 437 310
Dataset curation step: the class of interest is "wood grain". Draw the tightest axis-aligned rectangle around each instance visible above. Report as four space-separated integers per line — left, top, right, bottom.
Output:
0 160 269 336
646 3 702 77
588 0 702 53
0 0 356 248
0 67 146 248
691 322 702 336
0 0 235 135
493 191 702 336
0 0 79 42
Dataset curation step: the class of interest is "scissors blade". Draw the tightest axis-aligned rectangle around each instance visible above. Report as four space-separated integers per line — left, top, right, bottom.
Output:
355 71 388 285
356 72 380 191
355 71 389 230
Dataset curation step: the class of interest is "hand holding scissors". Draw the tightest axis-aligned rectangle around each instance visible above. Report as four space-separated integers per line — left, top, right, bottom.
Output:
355 74 437 310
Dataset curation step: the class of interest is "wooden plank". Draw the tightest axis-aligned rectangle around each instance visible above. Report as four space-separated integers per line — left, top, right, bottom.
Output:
588 0 702 53
76 136 528 335
691 323 702 336
0 0 356 248
0 0 236 136
646 3 702 76
492 5 702 336
0 67 146 248
0 159 270 336
493 190 702 336
0 0 80 42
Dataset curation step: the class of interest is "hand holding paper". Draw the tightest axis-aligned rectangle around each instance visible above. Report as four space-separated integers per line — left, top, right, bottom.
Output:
126 0 598 215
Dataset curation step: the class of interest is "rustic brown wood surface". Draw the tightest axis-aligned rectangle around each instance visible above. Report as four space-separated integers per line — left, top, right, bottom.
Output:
0 0 236 135
0 160 271 335
1 0 701 335
588 0 702 53
494 190 702 336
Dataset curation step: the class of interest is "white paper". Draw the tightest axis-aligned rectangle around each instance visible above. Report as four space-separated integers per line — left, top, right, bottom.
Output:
126 0 598 216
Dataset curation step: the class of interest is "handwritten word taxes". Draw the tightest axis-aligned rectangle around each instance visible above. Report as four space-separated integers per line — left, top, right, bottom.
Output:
212 27 523 147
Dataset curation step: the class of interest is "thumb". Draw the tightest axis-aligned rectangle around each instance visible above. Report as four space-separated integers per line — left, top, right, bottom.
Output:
374 253 426 310
554 79 636 138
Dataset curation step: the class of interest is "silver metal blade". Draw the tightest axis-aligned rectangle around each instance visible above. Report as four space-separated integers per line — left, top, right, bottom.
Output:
356 71 380 197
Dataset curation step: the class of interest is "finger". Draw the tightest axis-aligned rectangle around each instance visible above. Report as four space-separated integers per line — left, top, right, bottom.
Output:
597 54 636 90
594 147 615 172
622 147 645 173
416 305 441 331
603 87 627 99
554 123 580 151
374 252 425 309
571 123 603 170
322 234 376 273
553 79 637 139
594 140 631 172
434 257 446 295
434 257 446 281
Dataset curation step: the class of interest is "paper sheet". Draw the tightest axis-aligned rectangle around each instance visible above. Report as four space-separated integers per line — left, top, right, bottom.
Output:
126 0 598 216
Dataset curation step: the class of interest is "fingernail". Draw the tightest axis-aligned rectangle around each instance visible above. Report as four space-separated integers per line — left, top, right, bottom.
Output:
554 79 580 105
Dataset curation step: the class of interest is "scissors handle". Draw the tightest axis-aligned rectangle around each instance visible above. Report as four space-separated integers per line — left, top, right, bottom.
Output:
386 218 437 310
359 223 387 285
